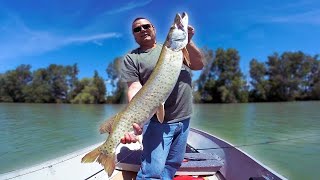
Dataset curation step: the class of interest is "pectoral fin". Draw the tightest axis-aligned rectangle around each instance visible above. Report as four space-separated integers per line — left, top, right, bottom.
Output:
156 103 165 123
182 47 191 67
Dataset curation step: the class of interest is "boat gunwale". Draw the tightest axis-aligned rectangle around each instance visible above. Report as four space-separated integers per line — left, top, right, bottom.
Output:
189 128 288 180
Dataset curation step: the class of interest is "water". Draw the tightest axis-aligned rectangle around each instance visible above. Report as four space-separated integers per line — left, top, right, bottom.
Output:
1 102 320 180
190 102 320 180
0 103 122 174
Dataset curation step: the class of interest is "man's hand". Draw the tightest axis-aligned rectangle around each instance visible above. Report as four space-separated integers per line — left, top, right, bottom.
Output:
188 25 195 43
120 123 143 144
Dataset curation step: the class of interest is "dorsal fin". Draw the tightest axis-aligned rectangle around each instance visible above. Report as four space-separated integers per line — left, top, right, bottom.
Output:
99 115 117 134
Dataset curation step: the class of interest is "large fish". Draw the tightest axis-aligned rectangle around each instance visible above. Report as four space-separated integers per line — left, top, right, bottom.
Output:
81 12 190 177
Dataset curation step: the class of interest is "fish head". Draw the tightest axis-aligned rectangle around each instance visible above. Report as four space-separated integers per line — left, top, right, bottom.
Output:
166 12 189 51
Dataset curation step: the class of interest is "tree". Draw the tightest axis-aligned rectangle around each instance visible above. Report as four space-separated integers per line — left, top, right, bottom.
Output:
0 64 32 102
194 47 215 103
265 51 317 101
23 68 52 103
93 70 106 103
308 55 320 99
71 78 93 104
71 73 107 104
66 63 79 102
195 48 248 103
265 53 286 101
45 64 70 103
106 57 127 103
249 59 268 101
0 74 13 102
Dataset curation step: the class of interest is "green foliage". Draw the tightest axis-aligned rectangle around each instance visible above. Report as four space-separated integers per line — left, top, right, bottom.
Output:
70 75 107 104
249 51 320 101
71 86 98 104
66 64 80 102
93 70 107 104
194 48 319 103
197 48 248 103
311 82 320 100
105 57 127 104
0 64 32 102
192 91 202 103
0 63 107 104
249 59 268 101
106 57 122 88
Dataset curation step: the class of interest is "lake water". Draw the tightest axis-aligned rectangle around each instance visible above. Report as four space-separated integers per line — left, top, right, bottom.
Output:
0 102 319 180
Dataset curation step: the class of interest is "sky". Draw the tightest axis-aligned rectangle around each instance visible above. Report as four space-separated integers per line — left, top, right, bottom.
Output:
1 0 319 83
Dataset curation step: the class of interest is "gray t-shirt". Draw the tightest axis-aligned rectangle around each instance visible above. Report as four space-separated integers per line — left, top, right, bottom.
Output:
121 44 193 123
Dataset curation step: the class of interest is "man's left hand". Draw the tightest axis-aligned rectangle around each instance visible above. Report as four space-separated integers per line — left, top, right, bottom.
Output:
188 25 195 43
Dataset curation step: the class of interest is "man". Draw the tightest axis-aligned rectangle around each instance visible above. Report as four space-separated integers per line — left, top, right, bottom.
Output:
120 16 204 179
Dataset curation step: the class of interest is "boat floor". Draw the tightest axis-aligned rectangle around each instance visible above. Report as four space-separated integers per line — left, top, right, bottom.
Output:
111 141 224 180
111 171 223 180
0 142 224 180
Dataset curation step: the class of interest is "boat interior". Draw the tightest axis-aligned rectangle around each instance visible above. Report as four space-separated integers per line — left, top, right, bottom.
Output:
109 128 285 180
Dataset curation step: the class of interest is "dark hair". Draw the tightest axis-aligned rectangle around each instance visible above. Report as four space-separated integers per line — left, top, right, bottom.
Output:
132 17 150 24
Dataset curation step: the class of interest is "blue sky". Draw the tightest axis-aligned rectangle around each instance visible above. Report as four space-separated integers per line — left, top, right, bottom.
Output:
1 0 319 82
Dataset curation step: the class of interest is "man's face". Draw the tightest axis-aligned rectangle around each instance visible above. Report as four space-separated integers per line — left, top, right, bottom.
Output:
132 19 156 46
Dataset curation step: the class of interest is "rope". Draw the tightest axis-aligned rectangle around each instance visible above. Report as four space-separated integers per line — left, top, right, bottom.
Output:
2 145 138 180
84 147 138 180
3 152 84 180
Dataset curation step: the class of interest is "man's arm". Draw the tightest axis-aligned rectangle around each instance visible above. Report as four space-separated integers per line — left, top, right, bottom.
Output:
187 41 204 70
120 81 143 144
127 81 142 102
186 26 204 70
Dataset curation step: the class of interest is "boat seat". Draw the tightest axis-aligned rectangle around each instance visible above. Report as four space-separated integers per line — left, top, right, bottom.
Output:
177 153 224 176
116 146 224 176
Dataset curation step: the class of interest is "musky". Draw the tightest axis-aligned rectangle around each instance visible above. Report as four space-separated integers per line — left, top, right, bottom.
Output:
1 0 319 81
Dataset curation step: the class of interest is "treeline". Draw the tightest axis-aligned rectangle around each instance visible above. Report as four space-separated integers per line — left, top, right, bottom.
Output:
1 48 319 104
194 48 320 103
0 64 106 103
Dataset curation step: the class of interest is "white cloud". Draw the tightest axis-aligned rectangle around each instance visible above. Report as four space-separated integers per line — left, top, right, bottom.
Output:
265 10 320 25
0 15 121 61
65 33 121 44
106 0 152 14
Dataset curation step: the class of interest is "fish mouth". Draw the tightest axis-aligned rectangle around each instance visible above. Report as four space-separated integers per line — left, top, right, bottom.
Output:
172 13 188 45
181 12 187 19
174 12 188 30
167 12 189 51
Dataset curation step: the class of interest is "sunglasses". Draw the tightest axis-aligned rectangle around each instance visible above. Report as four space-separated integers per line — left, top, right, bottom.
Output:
133 24 152 33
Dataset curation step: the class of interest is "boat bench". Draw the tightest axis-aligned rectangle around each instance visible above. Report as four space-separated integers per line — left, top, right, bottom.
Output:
178 153 223 175
116 147 223 176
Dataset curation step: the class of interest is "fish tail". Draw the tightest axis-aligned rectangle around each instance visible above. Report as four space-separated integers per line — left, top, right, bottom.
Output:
81 147 100 163
81 146 116 177
97 153 116 177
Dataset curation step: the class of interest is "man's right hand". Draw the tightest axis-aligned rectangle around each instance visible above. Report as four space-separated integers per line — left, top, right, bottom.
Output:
120 123 143 144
